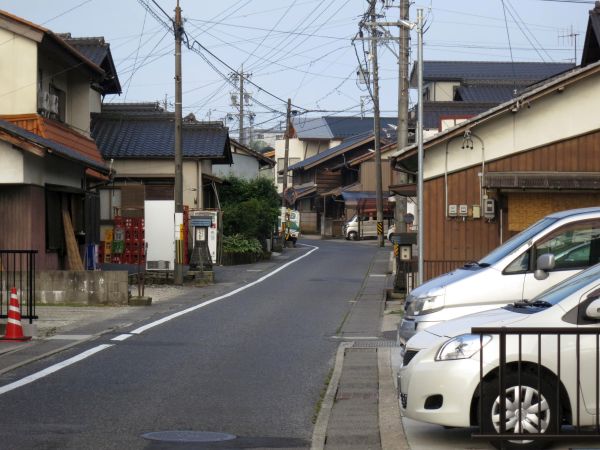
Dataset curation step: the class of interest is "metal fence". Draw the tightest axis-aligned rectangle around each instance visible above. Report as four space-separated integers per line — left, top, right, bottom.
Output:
472 326 600 447
0 250 37 323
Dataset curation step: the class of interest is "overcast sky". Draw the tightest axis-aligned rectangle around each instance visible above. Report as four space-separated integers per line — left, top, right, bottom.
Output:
2 0 594 135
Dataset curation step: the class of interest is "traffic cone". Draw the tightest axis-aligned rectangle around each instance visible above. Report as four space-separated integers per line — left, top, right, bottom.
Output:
1 288 31 342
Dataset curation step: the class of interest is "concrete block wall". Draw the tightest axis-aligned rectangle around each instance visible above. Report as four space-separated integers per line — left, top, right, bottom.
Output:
36 270 129 306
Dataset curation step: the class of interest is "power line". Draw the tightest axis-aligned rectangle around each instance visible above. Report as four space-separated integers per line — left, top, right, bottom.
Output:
500 0 518 94
504 0 553 61
242 0 297 66
40 0 93 25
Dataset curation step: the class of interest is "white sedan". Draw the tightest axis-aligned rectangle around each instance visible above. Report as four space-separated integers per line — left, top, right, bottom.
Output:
399 262 600 450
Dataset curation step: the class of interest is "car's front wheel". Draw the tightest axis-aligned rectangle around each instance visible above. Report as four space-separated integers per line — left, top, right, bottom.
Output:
479 370 558 450
348 231 358 241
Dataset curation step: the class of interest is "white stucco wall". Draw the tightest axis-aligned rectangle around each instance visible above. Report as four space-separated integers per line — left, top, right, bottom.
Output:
0 29 37 114
0 142 25 183
274 137 335 192
113 159 215 209
430 81 459 101
212 153 259 180
0 141 83 188
66 76 94 133
423 71 600 181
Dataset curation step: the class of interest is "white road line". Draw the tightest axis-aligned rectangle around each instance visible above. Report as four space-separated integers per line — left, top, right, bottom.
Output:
0 244 319 396
130 243 319 335
111 334 133 341
0 344 113 396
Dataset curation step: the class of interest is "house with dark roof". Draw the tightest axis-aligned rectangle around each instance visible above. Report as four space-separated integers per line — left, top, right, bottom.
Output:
274 115 397 194
213 138 275 181
0 9 120 270
390 2 600 282
287 130 397 236
411 60 574 138
91 103 232 235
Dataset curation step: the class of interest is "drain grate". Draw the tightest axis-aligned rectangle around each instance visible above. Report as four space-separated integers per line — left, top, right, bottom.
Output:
142 431 236 443
352 340 399 348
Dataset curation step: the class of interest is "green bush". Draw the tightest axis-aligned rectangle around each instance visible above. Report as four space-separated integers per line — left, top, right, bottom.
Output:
222 234 263 254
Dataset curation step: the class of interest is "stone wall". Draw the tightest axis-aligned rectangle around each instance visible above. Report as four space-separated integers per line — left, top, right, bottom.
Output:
36 270 129 306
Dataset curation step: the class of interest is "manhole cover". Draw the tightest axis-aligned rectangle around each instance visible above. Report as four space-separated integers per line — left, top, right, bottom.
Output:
142 431 237 443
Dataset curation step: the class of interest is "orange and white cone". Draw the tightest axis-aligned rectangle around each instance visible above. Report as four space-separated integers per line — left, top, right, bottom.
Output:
1 288 31 342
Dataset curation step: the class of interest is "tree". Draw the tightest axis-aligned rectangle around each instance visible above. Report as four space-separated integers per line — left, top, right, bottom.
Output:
219 176 279 245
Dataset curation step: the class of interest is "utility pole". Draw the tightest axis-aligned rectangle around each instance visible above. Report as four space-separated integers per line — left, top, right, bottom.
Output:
239 65 244 145
395 0 410 234
370 1 384 248
282 98 292 206
173 0 184 285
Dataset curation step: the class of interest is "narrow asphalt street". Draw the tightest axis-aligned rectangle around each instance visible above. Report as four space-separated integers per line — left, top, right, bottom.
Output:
0 240 380 450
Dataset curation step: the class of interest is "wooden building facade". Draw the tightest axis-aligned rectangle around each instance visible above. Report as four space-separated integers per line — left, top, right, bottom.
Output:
392 59 600 281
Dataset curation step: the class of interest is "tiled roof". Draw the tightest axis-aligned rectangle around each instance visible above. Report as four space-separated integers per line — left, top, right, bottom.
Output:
91 111 232 163
324 116 397 139
417 102 498 129
288 131 374 171
411 61 574 87
292 117 331 139
292 116 398 140
454 85 519 103
0 119 108 173
59 34 122 95
0 113 106 179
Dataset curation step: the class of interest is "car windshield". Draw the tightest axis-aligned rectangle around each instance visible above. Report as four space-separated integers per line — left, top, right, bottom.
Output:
529 262 600 306
479 217 558 266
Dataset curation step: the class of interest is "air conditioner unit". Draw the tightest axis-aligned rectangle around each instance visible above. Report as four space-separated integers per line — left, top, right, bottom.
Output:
48 94 59 114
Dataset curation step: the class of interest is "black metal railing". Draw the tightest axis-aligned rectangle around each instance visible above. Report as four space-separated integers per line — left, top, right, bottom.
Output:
472 327 600 447
0 250 37 323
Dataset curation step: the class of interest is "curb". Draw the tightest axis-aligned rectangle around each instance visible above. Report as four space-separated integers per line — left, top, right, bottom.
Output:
378 347 410 450
311 341 353 450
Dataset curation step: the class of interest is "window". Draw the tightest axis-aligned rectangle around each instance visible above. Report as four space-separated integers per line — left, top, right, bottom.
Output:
535 220 600 271
49 84 66 122
100 189 121 220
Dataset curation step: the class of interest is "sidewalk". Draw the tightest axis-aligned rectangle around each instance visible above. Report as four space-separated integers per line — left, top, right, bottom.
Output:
313 244 409 450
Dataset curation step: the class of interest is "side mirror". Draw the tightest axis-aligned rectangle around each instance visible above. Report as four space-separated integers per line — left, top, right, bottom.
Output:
534 253 555 280
585 298 600 320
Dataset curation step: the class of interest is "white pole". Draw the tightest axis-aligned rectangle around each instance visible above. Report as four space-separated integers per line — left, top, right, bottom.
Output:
416 8 424 286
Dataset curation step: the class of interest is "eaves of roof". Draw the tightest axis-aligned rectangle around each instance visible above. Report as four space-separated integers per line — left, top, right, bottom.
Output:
288 131 374 171
91 113 232 163
391 60 600 162
0 119 109 173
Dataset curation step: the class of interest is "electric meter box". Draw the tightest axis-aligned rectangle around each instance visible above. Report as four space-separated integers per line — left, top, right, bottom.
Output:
448 205 458 217
484 198 496 219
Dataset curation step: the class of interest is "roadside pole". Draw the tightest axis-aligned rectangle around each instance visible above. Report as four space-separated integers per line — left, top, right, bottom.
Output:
174 0 184 285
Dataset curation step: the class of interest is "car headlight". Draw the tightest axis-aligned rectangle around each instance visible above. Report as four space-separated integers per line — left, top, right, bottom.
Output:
435 334 492 361
405 291 445 316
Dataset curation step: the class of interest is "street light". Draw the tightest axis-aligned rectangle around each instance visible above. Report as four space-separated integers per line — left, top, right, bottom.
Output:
398 8 424 286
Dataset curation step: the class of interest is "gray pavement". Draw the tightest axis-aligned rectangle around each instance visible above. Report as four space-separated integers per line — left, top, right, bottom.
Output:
5 239 592 450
